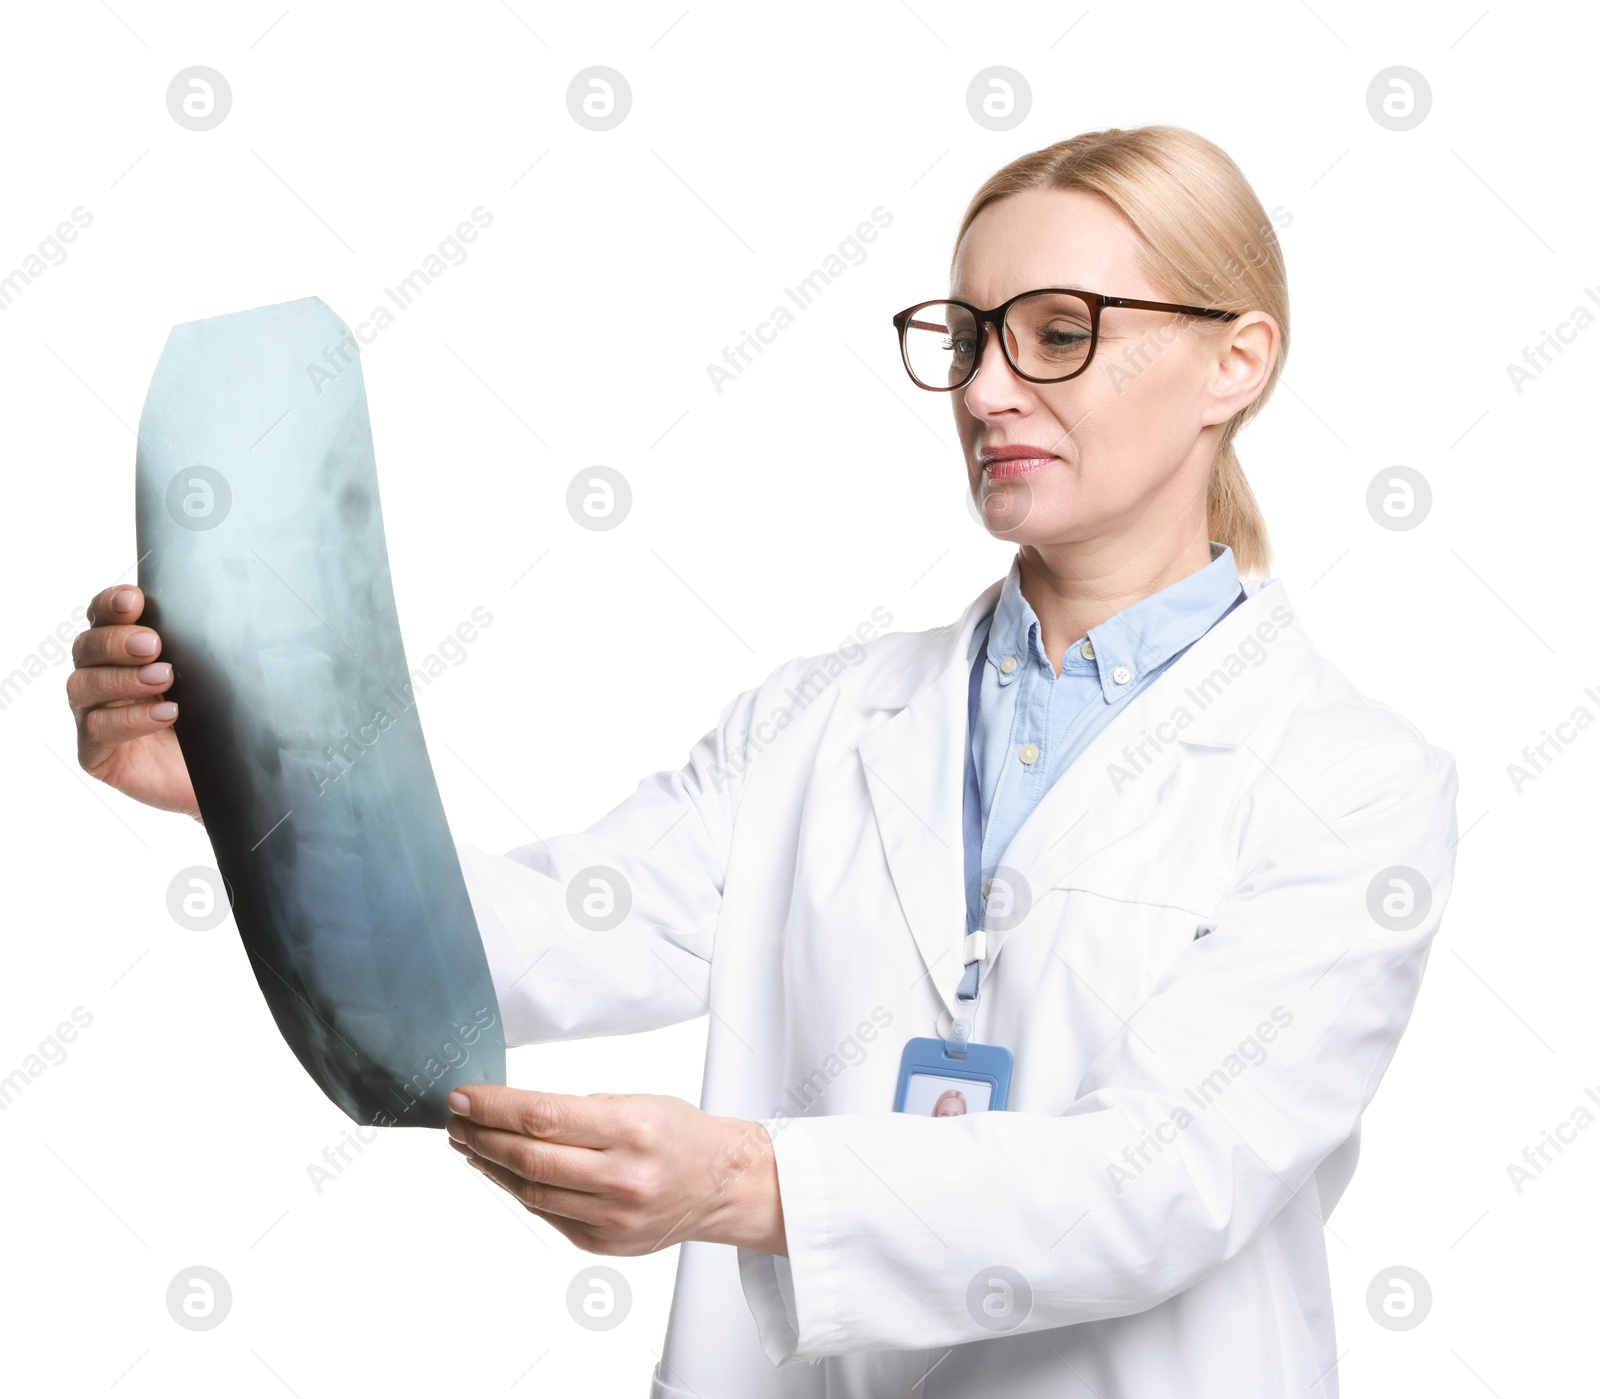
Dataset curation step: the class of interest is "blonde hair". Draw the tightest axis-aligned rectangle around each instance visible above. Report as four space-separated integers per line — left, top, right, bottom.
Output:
952 126 1288 575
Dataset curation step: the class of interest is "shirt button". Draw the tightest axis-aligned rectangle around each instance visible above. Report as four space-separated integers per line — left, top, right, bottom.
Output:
1080 639 1095 660
1019 743 1040 765
999 655 1018 674
982 880 992 897
1112 665 1132 685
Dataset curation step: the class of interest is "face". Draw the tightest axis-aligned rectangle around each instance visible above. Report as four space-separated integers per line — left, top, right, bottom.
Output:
948 188 1273 554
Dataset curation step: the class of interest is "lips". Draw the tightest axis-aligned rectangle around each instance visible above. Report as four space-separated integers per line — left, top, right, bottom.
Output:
980 445 1059 483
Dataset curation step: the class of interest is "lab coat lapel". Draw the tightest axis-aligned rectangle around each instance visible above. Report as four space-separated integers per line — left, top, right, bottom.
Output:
855 583 1001 1020
984 580 1314 961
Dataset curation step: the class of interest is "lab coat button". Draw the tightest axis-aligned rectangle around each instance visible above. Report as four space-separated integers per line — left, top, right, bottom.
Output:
1000 655 1018 674
1113 665 1132 685
1019 743 1040 764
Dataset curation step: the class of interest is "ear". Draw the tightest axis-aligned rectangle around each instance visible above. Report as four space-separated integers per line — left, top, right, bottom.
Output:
1200 311 1280 427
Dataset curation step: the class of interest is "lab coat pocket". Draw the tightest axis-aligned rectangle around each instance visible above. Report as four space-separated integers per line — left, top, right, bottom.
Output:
1041 859 1220 1023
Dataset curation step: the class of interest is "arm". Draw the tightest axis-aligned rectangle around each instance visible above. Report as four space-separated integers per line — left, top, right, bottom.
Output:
738 733 1459 1360
441 688 795 1257
457 687 754 1049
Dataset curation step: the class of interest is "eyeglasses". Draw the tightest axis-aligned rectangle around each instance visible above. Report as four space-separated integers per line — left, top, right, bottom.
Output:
891 287 1240 392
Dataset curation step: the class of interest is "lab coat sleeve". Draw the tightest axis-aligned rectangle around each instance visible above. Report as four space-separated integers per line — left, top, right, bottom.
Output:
453 687 755 1048
737 732 1459 1360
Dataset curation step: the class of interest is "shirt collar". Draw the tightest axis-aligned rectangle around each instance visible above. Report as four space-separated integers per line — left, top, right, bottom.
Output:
986 542 1243 703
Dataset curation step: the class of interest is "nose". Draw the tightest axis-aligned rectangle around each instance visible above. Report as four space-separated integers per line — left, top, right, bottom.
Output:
961 321 1031 419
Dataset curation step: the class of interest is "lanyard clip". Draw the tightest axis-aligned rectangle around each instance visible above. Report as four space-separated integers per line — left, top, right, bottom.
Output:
944 1015 971 1059
955 953 982 1006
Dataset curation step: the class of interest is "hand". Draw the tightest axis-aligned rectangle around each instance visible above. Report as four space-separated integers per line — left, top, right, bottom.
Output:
445 1085 787 1257
68 585 199 820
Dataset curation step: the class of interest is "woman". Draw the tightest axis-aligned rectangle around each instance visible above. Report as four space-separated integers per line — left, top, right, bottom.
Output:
68 126 1457 1397
932 1089 969 1118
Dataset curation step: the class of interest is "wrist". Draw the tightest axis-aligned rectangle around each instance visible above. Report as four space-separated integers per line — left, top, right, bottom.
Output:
705 1117 787 1256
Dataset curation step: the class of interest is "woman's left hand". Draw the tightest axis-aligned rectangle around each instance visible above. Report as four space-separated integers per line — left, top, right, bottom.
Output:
445 1085 787 1257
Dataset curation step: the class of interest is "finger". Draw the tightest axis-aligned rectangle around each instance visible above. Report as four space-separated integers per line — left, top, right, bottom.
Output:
454 1143 609 1226
86 584 143 628
79 697 180 753
72 620 163 669
446 1117 608 1194
66 658 174 714
525 1209 602 1252
448 1084 619 1148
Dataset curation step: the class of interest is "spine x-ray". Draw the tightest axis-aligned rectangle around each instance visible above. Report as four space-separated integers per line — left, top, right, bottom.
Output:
134 296 505 1128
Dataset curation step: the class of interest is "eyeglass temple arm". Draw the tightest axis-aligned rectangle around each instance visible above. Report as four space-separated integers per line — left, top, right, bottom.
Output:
901 299 1234 327
1098 294 1238 321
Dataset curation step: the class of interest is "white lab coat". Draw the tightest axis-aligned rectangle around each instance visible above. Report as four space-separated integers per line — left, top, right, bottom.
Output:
455 572 1458 1399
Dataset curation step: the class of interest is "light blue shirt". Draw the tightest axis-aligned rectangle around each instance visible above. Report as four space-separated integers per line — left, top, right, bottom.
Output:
965 543 1245 932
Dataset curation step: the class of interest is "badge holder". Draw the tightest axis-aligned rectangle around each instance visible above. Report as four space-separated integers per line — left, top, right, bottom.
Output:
893 1026 1013 1114
892 631 1014 1116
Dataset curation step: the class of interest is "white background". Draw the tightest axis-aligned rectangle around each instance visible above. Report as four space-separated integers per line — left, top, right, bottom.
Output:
1 0 1593 1394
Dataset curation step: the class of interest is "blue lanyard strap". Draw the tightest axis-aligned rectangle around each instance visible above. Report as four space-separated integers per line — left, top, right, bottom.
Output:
956 624 989 1008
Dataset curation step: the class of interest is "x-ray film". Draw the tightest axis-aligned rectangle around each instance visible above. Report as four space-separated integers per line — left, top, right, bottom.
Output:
134 296 505 1128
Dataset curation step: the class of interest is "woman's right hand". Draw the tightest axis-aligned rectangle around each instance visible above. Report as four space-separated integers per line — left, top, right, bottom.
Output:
68 584 200 821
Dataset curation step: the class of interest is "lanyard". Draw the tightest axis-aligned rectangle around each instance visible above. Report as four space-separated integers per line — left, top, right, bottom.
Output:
955 623 991 1015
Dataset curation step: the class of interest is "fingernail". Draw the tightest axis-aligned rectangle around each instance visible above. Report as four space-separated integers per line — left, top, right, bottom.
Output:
151 701 178 721
447 1091 471 1115
112 588 138 612
126 633 158 657
136 662 172 685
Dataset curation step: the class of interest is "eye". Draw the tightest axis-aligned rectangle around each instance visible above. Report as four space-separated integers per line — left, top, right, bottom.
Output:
1037 322 1090 347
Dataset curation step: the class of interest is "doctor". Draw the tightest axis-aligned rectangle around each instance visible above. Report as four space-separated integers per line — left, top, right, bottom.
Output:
69 125 1457 1397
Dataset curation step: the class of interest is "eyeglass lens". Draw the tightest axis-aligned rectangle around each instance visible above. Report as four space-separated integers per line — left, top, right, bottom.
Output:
901 292 1095 389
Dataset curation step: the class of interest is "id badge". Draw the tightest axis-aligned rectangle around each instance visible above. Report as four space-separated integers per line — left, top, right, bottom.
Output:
893 1037 1013 1114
